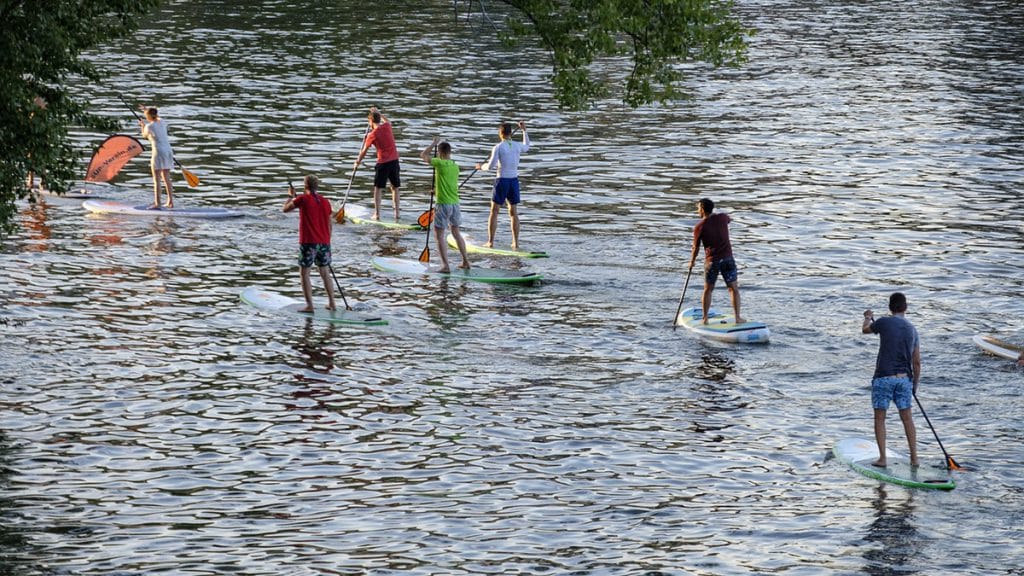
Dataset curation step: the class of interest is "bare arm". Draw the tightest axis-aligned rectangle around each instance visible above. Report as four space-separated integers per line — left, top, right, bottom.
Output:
862 310 875 334
282 182 297 212
419 136 440 164
911 344 921 392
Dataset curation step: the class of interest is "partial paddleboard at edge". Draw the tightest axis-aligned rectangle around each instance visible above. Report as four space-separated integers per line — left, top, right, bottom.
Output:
972 334 1023 362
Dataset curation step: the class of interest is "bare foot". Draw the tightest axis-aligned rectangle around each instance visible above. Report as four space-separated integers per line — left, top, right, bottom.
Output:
511 243 519 250
325 304 336 311
298 306 313 313
910 459 919 467
437 267 451 274
701 317 709 325
163 202 174 209
371 212 380 220
735 317 746 325
147 204 161 210
871 460 887 468
459 261 471 270
483 241 493 248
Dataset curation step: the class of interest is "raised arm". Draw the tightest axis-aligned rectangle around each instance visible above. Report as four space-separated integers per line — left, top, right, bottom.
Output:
861 310 875 334
419 136 440 164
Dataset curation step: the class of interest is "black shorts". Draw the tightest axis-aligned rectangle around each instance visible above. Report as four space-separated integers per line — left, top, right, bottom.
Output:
374 159 401 189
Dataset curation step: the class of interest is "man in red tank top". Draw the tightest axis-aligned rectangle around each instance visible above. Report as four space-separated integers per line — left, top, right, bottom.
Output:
688 198 744 325
283 175 336 312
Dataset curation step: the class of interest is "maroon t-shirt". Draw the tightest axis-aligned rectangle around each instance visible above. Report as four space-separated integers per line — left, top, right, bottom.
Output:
294 193 332 244
363 122 399 164
693 212 733 262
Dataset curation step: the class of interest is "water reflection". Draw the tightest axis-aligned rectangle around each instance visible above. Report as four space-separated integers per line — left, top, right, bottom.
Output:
863 485 921 576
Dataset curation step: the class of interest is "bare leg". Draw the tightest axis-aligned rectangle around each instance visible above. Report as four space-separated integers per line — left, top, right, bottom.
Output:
299 267 314 312
160 169 174 208
391 185 400 220
486 202 499 247
701 282 714 324
509 202 520 249
317 266 335 311
898 407 918 466
451 225 471 269
727 281 744 324
150 167 161 208
372 186 382 219
872 408 888 467
435 226 451 273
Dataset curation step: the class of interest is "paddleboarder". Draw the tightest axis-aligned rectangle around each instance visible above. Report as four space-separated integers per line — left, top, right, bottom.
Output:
420 137 470 274
353 106 401 221
283 175 336 313
861 292 920 467
476 120 530 249
138 106 175 209
688 198 744 325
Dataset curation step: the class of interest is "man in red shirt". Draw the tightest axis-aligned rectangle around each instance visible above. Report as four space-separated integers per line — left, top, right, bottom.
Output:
353 106 401 221
283 175 336 312
688 198 744 325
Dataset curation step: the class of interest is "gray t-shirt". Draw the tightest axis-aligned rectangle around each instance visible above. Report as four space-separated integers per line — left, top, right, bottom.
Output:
870 315 919 378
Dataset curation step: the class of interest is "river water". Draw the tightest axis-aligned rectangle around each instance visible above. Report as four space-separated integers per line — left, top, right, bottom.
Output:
2 1 1023 574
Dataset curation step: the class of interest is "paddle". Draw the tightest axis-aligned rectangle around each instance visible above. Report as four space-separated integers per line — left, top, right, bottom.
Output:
671 266 694 330
328 265 352 311
118 96 200 188
418 142 438 263
913 392 965 471
334 122 372 224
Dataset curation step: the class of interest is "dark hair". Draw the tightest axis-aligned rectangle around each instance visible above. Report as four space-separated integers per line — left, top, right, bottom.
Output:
369 111 382 124
500 123 514 138
889 292 907 313
304 174 319 193
698 198 715 213
438 141 452 155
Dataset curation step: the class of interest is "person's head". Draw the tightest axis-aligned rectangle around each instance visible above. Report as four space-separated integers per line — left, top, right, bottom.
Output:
888 292 908 314
499 122 514 139
145 107 159 121
304 174 319 194
697 198 715 217
369 111 382 125
437 141 452 158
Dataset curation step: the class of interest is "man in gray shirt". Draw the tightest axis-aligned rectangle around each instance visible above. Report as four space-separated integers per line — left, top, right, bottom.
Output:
862 292 920 467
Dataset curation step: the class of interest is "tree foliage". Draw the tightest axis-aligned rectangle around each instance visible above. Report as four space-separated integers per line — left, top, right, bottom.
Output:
0 0 158 238
495 0 752 109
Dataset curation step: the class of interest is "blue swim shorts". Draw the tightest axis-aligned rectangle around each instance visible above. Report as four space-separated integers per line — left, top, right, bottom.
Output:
704 256 738 286
299 243 331 268
871 376 913 411
491 177 521 206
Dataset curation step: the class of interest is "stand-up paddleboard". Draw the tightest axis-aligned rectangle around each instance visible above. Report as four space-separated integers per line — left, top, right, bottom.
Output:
83 199 242 219
446 233 549 258
371 256 542 285
342 204 425 230
240 287 387 326
972 334 1023 362
676 307 770 343
833 438 955 490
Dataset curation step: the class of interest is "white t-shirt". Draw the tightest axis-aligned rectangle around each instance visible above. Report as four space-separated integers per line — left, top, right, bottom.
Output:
483 132 530 179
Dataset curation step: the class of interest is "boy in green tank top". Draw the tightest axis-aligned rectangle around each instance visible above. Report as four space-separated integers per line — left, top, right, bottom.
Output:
419 137 470 273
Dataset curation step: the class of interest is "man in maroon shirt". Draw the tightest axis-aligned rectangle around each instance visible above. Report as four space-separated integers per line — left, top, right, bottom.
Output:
688 198 744 325
283 175 336 312
353 106 401 221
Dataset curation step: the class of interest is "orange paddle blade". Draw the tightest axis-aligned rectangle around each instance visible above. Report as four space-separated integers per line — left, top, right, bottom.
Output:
418 247 430 263
417 209 434 229
181 166 200 188
334 208 346 224
948 456 964 471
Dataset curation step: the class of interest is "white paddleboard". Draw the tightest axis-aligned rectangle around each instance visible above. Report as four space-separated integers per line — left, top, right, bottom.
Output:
446 233 549 258
833 438 955 490
83 199 242 219
240 287 387 326
371 256 542 284
972 334 1022 362
675 307 770 343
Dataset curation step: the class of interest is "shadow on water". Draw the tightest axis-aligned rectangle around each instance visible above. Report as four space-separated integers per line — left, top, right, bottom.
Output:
863 484 922 576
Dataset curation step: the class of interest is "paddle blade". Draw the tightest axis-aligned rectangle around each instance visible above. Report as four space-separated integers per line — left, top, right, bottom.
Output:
181 166 200 188
334 207 346 224
947 456 965 471
417 209 434 229
418 246 430 263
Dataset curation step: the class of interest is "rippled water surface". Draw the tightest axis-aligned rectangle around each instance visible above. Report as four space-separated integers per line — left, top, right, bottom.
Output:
3 1 1023 574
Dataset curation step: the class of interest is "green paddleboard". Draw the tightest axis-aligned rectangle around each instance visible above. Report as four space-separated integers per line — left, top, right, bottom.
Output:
446 233 549 258
834 438 955 490
371 256 541 285
341 204 425 230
